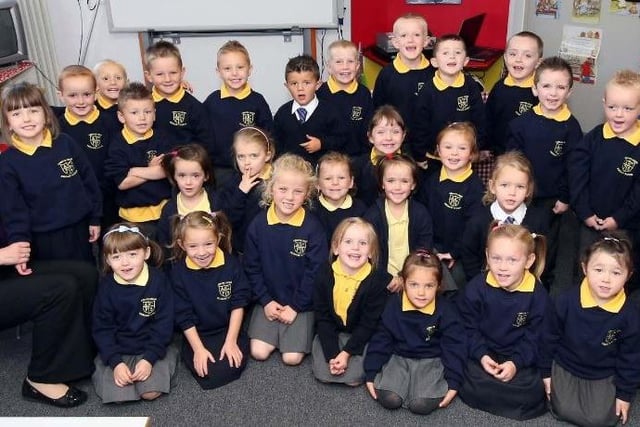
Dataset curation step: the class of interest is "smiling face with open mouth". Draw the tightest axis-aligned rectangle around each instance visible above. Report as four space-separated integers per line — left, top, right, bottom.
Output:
486 236 535 292
334 223 372 275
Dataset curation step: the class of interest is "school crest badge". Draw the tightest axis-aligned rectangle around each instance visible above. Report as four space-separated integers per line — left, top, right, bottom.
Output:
601 329 621 346
139 298 157 317
146 150 158 163
424 325 437 342
351 106 363 121
58 158 78 178
549 140 565 157
290 239 308 257
414 81 425 96
241 111 256 126
87 133 104 150
617 157 638 177
512 311 528 327
456 95 470 112
444 192 463 210
516 101 533 116
170 110 187 127
217 281 232 301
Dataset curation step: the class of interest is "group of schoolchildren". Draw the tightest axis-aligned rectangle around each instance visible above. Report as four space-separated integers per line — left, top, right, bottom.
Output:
1 10 640 426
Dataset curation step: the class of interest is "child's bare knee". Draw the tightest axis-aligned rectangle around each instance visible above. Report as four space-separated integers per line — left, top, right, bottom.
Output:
250 340 275 361
140 391 161 401
282 352 304 366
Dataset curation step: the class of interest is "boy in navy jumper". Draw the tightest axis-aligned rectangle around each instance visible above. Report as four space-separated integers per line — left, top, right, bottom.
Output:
317 40 373 157
57 65 120 229
568 69 640 286
104 82 174 235
144 41 213 156
203 40 273 187
372 13 433 161
485 31 543 157
411 35 486 163
273 54 345 166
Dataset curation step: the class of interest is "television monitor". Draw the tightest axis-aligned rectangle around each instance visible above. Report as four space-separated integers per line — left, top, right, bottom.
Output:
0 0 28 66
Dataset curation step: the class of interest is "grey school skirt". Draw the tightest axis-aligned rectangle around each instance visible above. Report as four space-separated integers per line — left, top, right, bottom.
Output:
311 333 366 384
549 362 619 427
374 355 448 405
248 305 314 353
92 344 179 404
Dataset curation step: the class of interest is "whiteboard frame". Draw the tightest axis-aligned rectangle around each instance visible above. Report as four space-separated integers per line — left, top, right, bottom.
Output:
106 0 338 32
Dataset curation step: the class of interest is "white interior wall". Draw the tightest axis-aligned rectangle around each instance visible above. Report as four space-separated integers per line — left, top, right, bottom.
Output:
45 0 350 112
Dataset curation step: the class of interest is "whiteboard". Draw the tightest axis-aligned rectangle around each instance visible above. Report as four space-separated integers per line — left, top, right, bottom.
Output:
106 0 338 32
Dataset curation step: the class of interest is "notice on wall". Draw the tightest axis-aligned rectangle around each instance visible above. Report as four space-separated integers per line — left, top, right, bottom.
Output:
558 25 602 84
536 0 560 19
572 0 602 23
609 0 640 17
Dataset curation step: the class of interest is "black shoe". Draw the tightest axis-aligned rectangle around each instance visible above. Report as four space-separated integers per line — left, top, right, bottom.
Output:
21 379 87 408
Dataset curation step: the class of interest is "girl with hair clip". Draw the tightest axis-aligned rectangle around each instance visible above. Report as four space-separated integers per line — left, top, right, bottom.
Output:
541 232 640 427
92 223 177 404
158 143 242 253
458 223 549 420
219 126 274 254
364 153 434 292
312 217 390 385
353 105 407 207
0 82 102 263
244 153 327 366
311 152 367 244
459 151 549 283
417 121 485 290
363 249 466 415
170 211 251 389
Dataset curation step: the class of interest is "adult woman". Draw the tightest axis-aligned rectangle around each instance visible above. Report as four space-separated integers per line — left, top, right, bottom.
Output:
0 241 96 407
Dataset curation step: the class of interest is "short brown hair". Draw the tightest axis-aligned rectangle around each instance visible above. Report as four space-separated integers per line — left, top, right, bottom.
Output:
217 40 251 66
508 31 544 57
285 55 320 81
117 82 153 110
58 64 96 92
145 40 183 70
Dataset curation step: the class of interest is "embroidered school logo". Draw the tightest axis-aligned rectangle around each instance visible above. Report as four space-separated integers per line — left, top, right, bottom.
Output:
414 81 425 96
87 133 104 150
146 150 158 163
444 192 463 210
512 311 528 327
58 158 78 178
139 298 157 317
617 157 638 177
217 281 232 301
550 140 565 157
241 111 256 126
170 110 187 127
424 325 437 342
290 239 308 257
351 106 363 121
456 96 470 112
601 329 621 346
516 101 533 116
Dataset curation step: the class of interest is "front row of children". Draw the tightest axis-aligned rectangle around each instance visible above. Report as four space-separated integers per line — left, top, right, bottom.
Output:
94 153 640 426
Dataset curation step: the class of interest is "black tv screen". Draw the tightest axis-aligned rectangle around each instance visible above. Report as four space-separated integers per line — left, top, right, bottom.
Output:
0 9 18 57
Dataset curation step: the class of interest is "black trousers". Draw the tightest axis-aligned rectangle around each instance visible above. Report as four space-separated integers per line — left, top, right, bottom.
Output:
0 260 97 383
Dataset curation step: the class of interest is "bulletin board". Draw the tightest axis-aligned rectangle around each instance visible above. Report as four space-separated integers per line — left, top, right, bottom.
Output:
106 0 339 32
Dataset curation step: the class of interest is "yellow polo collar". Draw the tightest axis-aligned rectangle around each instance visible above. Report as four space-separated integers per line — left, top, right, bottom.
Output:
580 278 625 313
327 75 358 94
97 93 116 109
504 74 534 88
221 83 251 100
486 270 535 292
152 86 185 103
402 290 435 314
533 103 571 122
332 259 372 281
433 71 465 91
393 54 429 74
11 128 53 155
64 106 99 125
186 247 225 270
122 126 154 144
439 163 472 182
266 203 305 226
260 163 273 180
603 121 640 146
319 194 353 212
113 262 149 286
370 147 401 166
